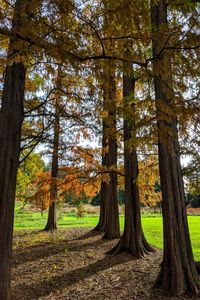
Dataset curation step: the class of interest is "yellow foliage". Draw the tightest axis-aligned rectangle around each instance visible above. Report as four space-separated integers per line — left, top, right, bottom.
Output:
138 158 161 207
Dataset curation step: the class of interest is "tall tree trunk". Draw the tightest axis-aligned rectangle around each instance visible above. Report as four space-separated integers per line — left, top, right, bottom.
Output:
94 68 120 238
0 1 28 298
108 62 154 256
151 0 200 296
103 72 120 239
94 0 120 238
44 73 61 231
93 116 107 232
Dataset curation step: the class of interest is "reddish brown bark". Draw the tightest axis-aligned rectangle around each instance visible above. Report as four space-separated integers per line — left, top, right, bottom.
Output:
93 82 108 233
102 72 120 239
44 201 57 231
44 74 61 231
94 67 120 238
151 0 200 296
108 62 154 256
93 118 107 232
94 0 120 238
0 1 28 298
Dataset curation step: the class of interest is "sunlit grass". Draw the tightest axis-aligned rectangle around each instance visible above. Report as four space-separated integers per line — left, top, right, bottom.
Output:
14 205 200 260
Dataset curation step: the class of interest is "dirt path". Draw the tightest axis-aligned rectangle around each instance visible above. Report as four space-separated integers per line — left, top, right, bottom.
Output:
11 228 199 300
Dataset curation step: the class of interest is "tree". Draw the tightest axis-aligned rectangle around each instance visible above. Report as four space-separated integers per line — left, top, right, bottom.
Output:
44 68 62 231
16 151 45 204
0 1 30 298
108 59 154 256
151 0 200 296
94 69 120 237
184 155 200 199
93 103 108 232
28 149 100 213
93 0 121 238
186 194 200 208
77 202 85 218
101 66 120 239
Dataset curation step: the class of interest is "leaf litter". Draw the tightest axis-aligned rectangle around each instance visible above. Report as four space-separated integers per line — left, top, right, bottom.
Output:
11 228 200 300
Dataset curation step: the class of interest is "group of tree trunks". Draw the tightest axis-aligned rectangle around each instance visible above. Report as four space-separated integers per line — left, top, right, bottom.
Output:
96 0 200 296
0 0 199 299
107 59 155 256
150 0 200 295
94 68 119 237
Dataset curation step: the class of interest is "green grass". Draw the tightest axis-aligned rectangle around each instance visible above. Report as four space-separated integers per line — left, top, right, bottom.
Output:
14 206 200 260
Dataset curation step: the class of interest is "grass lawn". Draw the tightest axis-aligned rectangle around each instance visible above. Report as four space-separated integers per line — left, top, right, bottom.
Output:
14 206 200 260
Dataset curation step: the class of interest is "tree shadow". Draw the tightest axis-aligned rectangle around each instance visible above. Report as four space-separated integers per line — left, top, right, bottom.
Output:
72 229 102 241
13 252 133 299
12 232 111 267
12 241 67 267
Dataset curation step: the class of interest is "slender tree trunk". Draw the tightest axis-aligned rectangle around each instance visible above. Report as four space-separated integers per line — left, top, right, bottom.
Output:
44 74 61 231
151 0 200 296
108 62 154 256
93 118 107 232
0 1 28 298
103 72 120 239
44 120 59 230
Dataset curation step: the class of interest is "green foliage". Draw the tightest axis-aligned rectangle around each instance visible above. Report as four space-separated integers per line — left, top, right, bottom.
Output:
118 189 125 205
65 192 90 206
186 194 200 208
91 192 101 206
91 190 125 206
16 151 45 203
184 163 200 197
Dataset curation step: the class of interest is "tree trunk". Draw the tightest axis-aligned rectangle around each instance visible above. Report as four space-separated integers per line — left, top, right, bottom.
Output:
94 67 120 238
44 73 61 231
44 201 57 231
94 0 120 238
151 0 200 296
108 62 154 256
93 118 107 232
0 1 28 298
196 262 200 275
102 72 120 239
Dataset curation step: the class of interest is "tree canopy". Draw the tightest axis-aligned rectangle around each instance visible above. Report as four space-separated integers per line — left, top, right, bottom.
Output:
0 0 200 299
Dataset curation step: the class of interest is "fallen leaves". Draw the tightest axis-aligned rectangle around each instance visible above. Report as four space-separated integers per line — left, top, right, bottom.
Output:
11 228 199 300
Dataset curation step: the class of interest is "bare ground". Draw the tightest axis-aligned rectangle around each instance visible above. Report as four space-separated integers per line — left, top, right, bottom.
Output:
11 228 200 300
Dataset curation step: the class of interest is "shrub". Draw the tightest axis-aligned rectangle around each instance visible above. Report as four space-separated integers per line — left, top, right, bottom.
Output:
76 202 85 218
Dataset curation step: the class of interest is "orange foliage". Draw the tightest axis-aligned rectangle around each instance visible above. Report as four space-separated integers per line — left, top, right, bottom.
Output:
28 171 62 210
28 151 101 210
